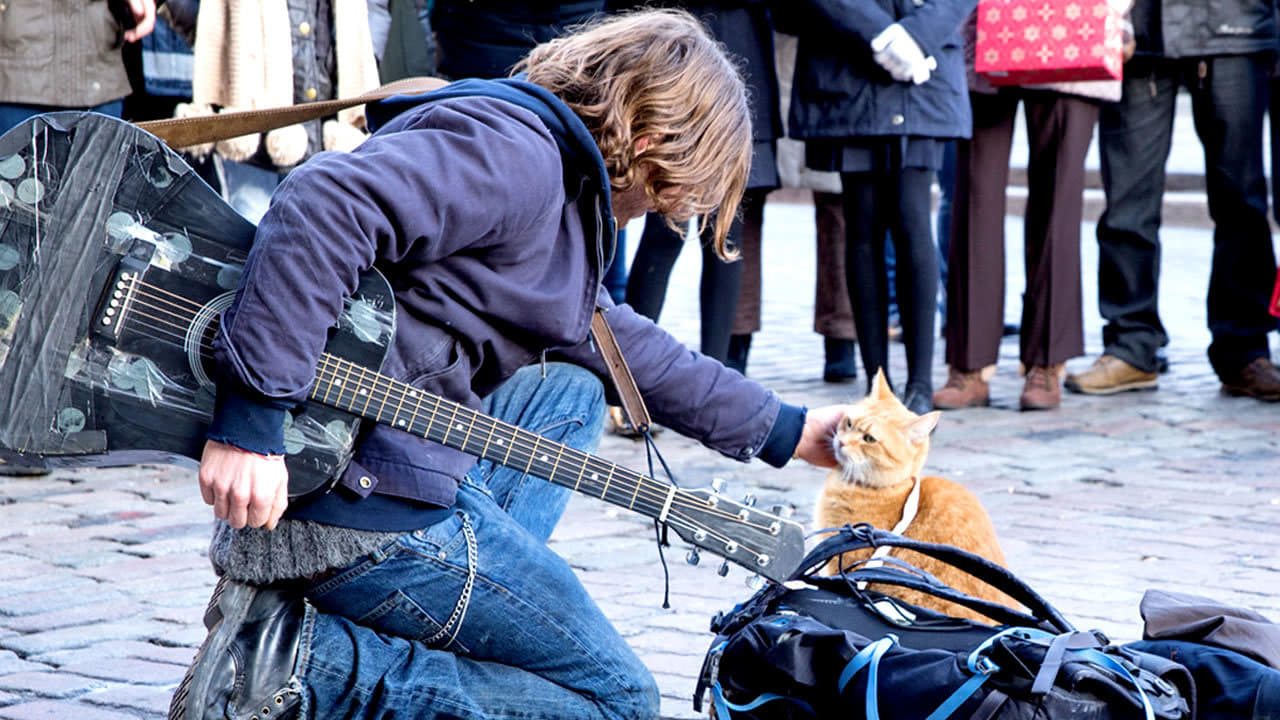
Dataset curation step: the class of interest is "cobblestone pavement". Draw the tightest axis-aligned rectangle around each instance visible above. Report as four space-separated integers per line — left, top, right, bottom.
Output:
0 199 1277 719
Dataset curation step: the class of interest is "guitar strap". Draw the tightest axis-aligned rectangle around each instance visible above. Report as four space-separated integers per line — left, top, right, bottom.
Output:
135 78 655 434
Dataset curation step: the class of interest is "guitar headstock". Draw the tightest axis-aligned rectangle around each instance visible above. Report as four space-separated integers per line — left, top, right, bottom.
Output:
666 483 806 583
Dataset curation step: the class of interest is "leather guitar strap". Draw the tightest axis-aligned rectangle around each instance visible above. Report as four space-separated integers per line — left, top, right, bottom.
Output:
591 310 653 433
137 79 654 433
135 76 449 148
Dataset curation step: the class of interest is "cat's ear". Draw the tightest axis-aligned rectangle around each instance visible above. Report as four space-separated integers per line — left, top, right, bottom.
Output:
871 369 894 401
905 411 941 445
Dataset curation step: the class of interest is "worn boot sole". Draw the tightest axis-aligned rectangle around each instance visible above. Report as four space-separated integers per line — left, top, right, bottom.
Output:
169 579 257 720
931 396 990 410
1063 377 1158 395
1221 383 1280 401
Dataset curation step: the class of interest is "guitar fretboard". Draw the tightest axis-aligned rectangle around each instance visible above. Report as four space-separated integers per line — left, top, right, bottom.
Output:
310 353 680 522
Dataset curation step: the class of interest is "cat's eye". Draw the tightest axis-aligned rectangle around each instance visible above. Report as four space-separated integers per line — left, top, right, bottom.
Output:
862 433 876 443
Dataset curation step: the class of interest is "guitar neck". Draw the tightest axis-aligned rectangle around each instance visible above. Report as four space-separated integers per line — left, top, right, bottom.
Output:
310 353 680 523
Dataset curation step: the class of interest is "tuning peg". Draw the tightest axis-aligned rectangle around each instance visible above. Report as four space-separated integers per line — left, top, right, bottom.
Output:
745 574 764 590
685 549 701 566
742 493 756 507
717 560 730 577
711 477 727 494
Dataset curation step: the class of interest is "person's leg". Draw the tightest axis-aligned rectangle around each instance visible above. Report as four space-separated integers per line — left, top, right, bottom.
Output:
624 211 685 323
602 227 628 305
944 91 1016 374
471 363 606 542
302 479 659 719
1019 91 1095 368
697 216 747 363
935 140 956 321
1093 57 1177 373
813 191 859 381
842 171 892 391
1191 53 1279 386
889 166 938 413
726 189 766 372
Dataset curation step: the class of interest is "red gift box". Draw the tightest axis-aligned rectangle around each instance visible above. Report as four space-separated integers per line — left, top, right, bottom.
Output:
975 0 1124 85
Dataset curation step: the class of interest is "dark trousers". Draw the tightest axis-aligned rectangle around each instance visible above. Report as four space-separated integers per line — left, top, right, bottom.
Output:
1097 53 1277 376
946 89 1097 372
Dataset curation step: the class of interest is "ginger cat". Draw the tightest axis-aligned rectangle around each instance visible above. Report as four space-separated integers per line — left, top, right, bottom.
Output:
815 370 1019 624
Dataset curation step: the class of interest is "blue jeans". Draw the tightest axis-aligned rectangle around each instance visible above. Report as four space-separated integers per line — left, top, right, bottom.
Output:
294 363 659 719
1097 53 1277 376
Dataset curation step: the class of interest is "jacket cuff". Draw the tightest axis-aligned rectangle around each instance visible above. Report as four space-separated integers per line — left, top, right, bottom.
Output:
207 387 289 456
757 402 806 468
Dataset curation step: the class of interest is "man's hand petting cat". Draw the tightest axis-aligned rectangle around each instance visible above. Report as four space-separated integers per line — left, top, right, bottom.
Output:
793 404 854 468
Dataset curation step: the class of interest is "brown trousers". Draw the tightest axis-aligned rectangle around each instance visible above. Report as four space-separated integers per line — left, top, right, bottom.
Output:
945 89 1098 371
732 191 856 340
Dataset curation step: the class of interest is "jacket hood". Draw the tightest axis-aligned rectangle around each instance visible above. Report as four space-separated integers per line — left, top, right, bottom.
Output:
367 77 617 276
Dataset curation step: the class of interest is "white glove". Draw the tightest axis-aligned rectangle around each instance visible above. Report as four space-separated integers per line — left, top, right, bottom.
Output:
871 24 933 84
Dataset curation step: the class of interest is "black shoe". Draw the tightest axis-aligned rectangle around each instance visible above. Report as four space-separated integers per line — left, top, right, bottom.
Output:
1156 350 1170 374
1002 323 1020 337
170 579 304 720
726 333 751 374
902 384 934 416
822 338 858 383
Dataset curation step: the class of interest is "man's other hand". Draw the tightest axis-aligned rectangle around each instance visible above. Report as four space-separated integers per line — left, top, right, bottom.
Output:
123 0 157 43
199 440 289 530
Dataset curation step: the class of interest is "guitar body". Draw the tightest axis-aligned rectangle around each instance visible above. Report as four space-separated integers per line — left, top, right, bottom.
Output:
0 112 393 496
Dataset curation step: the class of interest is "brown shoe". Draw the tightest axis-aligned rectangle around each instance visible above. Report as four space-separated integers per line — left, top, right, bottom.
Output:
1020 364 1064 410
931 367 989 409
1220 357 1280 401
1064 354 1158 395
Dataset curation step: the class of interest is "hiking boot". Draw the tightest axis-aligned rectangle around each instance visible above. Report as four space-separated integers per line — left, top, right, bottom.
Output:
931 368 989 409
1219 357 1280 401
1020 364 1064 411
169 579 304 720
1064 354 1158 395
822 338 858 383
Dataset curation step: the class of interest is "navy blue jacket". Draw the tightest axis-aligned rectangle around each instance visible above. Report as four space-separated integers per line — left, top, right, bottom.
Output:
778 0 975 141
208 79 803 529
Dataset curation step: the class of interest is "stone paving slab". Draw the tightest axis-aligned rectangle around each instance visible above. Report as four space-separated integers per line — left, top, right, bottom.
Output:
0 200 1275 718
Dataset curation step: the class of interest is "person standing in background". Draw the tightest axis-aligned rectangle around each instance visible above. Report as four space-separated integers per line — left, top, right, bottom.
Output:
0 0 157 132
1065 0 1280 401
780 0 975 415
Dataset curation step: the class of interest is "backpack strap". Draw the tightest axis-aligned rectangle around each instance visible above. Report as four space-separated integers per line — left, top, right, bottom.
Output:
799 524 1073 633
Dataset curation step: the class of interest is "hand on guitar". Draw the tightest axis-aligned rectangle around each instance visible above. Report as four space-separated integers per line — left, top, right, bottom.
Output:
793 404 855 469
198 440 290 530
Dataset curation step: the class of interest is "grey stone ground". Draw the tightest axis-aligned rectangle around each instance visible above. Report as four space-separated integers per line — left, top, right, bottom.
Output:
1 190 1278 716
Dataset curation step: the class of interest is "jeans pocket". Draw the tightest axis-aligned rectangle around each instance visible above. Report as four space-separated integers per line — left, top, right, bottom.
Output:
356 589 465 652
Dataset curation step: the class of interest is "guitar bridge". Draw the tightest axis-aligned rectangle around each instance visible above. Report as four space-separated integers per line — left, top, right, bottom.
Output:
92 251 151 343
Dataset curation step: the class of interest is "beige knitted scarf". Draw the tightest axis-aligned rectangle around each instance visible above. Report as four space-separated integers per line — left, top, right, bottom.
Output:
179 0 380 167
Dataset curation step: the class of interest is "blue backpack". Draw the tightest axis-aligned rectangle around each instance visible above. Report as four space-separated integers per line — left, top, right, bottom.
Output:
696 525 1193 720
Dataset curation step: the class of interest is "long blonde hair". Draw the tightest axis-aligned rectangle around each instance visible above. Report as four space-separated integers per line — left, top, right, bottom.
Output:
516 9 751 259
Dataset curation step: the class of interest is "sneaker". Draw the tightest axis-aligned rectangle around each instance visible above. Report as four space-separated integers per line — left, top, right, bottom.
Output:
822 338 858 383
169 579 304 720
1020 364 1064 411
931 367 989 409
1064 354 1158 395
1220 357 1280 401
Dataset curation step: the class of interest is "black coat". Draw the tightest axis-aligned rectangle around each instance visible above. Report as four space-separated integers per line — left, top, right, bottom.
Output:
431 0 607 80
777 0 975 141
1130 0 1277 58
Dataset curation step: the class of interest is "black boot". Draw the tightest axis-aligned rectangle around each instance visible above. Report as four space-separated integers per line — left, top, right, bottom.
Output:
726 333 751 374
822 338 858 383
170 579 304 720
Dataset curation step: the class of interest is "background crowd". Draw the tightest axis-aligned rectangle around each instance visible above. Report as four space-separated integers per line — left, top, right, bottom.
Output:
7 0 1280 417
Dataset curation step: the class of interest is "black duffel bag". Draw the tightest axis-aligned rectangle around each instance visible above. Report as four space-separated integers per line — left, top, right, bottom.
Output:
695 524 1194 720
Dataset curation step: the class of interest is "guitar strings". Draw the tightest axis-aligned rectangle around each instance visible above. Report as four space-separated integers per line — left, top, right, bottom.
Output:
118 279 783 558
127 280 773 537
124 280 770 532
